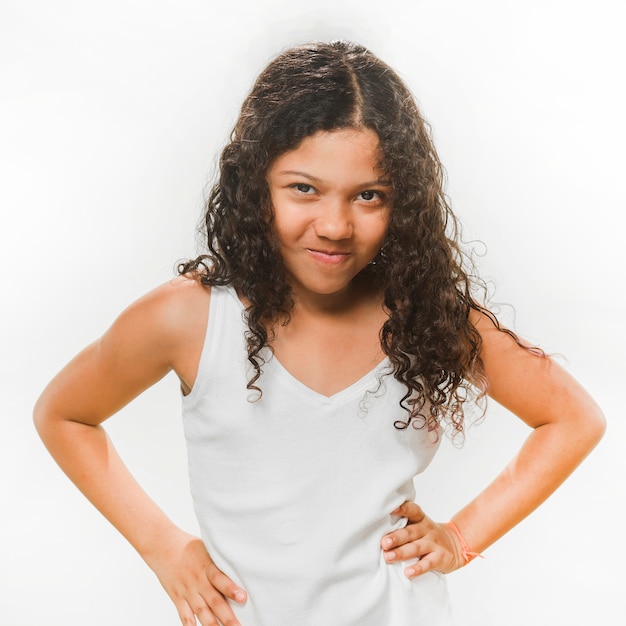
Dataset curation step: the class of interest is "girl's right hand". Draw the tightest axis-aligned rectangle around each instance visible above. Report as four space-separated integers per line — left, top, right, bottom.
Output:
147 530 247 626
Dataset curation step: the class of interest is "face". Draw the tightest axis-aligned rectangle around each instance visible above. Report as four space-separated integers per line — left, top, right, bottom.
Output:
266 128 391 303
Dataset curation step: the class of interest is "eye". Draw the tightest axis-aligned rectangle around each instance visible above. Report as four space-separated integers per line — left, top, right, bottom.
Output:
291 183 315 194
358 190 383 202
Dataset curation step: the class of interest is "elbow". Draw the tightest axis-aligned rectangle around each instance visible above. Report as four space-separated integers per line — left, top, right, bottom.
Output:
573 402 607 458
33 391 54 441
33 395 47 438
566 382 607 454
588 406 607 448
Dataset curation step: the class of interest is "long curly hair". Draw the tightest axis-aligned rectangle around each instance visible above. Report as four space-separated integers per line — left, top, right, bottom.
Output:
179 40 531 435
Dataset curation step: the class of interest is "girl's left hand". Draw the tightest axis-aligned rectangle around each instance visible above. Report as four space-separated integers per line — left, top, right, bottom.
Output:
380 501 466 577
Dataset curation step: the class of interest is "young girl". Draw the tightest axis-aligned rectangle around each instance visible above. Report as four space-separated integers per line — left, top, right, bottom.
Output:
34 41 605 626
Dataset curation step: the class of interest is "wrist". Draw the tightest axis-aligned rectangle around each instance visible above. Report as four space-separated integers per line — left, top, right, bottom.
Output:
445 521 484 565
138 524 194 570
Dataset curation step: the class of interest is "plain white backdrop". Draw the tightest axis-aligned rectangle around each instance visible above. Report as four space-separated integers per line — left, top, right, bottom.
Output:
1 1 624 624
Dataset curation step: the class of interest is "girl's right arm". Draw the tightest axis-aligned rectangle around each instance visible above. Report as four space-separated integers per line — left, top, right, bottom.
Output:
33 278 247 626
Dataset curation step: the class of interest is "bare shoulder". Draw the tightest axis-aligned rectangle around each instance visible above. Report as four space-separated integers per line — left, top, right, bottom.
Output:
125 273 210 319
110 274 212 377
34 275 212 425
124 274 211 342
469 308 605 434
469 307 557 402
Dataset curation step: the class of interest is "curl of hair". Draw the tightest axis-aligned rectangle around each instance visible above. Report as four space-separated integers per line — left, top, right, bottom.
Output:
179 41 542 437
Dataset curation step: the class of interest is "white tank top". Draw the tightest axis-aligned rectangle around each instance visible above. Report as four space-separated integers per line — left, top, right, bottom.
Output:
182 285 452 625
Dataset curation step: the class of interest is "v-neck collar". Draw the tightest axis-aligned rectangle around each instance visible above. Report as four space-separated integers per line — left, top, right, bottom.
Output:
266 350 391 406
226 285 391 406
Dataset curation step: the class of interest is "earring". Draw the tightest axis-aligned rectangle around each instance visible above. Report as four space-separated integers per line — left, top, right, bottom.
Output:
370 245 387 265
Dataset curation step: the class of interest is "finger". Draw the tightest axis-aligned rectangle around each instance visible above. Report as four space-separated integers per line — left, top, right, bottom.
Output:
206 566 247 604
382 526 410 550
383 538 432 563
391 501 426 522
404 553 438 578
381 519 428 550
194 590 241 626
190 598 220 626
178 598 214 626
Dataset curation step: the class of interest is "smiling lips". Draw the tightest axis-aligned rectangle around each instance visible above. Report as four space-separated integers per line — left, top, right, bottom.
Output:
306 248 351 264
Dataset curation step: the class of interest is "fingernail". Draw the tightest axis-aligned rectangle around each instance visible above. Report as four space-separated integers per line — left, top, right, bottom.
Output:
382 537 393 548
405 567 415 577
235 591 246 603
384 551 396 562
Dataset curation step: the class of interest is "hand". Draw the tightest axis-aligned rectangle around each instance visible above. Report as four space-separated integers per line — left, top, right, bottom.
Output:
147 529 247 626
380 501 466 578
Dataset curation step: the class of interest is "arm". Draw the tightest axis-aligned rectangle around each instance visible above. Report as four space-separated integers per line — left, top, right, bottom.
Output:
447 311 605 553
381 310 606 575
34 278 247 626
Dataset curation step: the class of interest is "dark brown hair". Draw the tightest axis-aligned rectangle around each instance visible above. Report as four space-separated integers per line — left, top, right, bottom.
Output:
180 41 536 435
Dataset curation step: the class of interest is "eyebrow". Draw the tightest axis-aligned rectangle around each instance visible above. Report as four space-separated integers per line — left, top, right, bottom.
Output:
276 170 391 187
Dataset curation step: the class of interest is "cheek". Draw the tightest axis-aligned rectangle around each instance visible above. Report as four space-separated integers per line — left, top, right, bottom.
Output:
370 213 390 247
270 202 288 233
272 201 313 243
271 210 301 249
265 190 286 235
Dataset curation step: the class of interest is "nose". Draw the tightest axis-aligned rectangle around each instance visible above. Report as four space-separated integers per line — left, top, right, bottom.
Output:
314 199 353 240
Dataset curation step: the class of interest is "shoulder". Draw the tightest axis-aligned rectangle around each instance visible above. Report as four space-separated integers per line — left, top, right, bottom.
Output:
469 307 546 390
34 277 213 425
129 274 211 326
95 274 213 398
469 308 603 431
111 274 211 359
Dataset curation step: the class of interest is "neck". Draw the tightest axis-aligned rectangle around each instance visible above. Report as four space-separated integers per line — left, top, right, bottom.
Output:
289 274 382 318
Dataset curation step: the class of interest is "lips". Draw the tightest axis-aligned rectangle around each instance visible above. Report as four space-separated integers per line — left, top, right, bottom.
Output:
306 248 351 265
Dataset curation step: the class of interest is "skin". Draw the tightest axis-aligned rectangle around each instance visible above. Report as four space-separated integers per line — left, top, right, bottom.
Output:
264 129 392 395
34 128 606 625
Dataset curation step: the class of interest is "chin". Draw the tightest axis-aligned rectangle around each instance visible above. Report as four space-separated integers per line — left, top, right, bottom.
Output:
296 280 352 298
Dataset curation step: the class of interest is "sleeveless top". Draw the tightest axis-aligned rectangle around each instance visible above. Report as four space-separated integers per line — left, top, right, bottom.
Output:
182 285 452 625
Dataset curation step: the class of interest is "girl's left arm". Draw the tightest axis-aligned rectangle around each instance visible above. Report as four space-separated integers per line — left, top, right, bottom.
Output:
381 310 606 576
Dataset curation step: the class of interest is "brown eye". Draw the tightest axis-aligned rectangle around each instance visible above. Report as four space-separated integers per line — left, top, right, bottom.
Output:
293 183 314 194
359 190 380 201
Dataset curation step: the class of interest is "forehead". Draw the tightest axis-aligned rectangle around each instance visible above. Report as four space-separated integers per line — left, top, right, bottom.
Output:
268 128 386 182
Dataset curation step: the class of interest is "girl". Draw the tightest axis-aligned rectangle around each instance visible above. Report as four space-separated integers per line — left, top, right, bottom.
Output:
34 41 605 626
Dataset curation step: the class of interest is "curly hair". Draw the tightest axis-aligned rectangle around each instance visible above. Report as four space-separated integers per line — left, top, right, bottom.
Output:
179 40 533 435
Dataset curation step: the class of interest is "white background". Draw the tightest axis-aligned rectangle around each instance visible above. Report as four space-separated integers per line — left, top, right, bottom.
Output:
1 1 624 624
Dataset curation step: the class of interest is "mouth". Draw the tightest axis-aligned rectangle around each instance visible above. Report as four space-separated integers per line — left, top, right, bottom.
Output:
306 248 351 265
